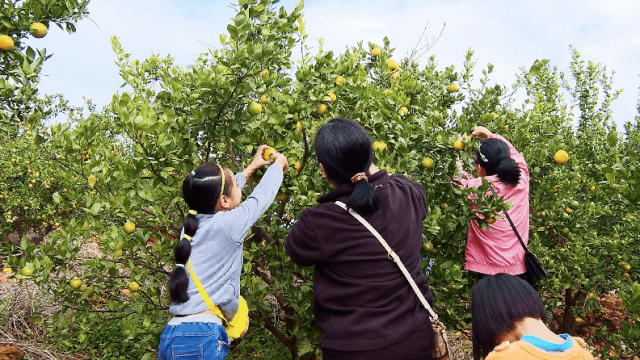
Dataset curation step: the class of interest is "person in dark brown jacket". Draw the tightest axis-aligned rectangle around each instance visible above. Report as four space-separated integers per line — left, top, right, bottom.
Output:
285 118 434 360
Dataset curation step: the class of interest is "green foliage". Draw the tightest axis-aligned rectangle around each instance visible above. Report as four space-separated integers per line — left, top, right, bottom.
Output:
0 0 89 135
1 1 639 359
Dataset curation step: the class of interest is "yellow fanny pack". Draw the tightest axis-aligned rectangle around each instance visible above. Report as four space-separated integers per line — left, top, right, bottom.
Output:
187 260 249 340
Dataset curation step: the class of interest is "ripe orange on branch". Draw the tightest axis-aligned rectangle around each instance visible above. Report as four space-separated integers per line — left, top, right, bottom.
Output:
387 59 399 70
554 150 569 164
247 101 263 116
0 35 14 51
421 157 434 169
30 23 48 38
372 141 387 152
124 221 136 234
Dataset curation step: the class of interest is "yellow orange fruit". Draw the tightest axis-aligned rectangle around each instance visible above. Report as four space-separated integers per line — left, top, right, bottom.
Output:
30 23 48 38
316 103 327 115
328 92 337 103
259 95 270 104
260 69 269 77
446 83 459 93
387 59 399 70
124 221 136 234
371 48 380 56
247 101 263 116
129 281 140 292
421 157 434 169
0 35 14 51
263 147 276 161
20 265 33 276
335 76 345 85
399 106 408 116
293 162 301 171
554 150 569 164
372 141 387 152
70 279 83 289
453 140 464 150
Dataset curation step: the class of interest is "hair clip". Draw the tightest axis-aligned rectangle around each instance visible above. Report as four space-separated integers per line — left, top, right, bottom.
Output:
351 172 368 183
175 264 185 268
188 210 197 216
182 235 192 241
191 169 196 176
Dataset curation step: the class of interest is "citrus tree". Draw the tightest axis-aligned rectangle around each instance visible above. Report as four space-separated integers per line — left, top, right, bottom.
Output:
0 0 89 247
1 0 89 130
1 0 639 359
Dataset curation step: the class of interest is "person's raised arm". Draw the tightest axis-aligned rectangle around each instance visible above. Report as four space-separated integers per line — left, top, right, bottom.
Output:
223 150 288 244
472 126 529 182
453 156 483 189
243 145 274 180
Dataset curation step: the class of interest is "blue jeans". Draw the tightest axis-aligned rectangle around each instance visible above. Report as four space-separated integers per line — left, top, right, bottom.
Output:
158 314 229 360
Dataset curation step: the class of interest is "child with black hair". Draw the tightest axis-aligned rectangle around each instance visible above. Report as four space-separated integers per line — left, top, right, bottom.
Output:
455 126 533 285
472 274 593 359
157 145 288 360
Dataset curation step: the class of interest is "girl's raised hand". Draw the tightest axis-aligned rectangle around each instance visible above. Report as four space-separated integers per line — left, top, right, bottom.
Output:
273 152 289 173
251 145 274 168
471 126 492 140
244 145 273 178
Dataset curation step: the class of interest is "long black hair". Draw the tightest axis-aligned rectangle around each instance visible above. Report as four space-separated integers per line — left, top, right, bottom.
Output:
475 138 520 186
316 118 381 214
471 274 547 359
169 163 231 304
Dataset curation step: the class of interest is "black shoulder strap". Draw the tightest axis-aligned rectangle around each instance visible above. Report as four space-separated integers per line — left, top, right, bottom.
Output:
490 187 530 254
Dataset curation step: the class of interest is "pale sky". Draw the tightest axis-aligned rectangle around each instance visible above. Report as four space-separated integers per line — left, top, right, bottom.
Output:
32 0 640 130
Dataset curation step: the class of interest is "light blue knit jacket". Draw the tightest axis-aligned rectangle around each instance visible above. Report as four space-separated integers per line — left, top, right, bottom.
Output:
169 163 283 319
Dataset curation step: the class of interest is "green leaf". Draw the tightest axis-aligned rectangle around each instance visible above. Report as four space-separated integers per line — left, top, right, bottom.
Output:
227 24 238 40
90 203 101 215
607 132 618 147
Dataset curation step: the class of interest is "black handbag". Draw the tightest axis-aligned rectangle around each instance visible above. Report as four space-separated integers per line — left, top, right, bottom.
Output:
490 188 547 285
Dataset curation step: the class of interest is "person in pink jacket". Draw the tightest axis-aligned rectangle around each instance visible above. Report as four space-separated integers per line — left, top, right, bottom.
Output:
455 126 531 285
